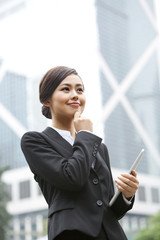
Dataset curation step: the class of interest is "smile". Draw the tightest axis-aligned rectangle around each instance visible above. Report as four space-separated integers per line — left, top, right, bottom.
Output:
68 103 80 108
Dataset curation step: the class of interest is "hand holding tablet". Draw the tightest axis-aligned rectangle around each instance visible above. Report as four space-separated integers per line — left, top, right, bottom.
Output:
109 149 144 207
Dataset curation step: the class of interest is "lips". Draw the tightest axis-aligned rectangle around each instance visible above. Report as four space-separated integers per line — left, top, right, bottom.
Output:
68 102 80 108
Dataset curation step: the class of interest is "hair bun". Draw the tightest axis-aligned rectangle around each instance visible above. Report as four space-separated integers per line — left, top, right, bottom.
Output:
42 105 52 119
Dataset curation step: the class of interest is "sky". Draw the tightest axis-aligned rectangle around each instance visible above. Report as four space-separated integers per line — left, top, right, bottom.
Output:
1 0 160 138
0 0 104 137
0 0 98 75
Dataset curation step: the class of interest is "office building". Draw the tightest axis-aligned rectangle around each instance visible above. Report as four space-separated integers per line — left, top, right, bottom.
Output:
0 60 48 240
0 61 27 169
95 0 160 238
0 58 47 170
1 1 160 239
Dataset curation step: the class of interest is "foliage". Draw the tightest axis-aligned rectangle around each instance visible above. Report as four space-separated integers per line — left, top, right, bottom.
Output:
134 211 160 240
0 167 10 240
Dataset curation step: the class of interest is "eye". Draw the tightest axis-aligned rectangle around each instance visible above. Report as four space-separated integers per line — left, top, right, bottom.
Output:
77 88 84 93
62 87 70 92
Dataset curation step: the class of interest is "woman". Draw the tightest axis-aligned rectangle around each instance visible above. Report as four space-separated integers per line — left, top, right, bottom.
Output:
21 66 139 240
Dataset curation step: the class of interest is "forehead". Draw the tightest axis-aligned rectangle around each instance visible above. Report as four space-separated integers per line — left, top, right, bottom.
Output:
59 74 83 86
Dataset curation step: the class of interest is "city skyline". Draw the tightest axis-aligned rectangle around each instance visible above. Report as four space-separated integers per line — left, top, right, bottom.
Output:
0 1 160 240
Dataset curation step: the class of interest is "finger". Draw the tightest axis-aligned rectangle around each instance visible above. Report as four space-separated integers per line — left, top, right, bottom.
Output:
115 176 139 196
115 178 136 189
74 111 81 120
116 183 133 195
116 184 134 198
118 176 139 188
116 173 138 186
131 170 137 177
120 173 139 184
115 179 137 196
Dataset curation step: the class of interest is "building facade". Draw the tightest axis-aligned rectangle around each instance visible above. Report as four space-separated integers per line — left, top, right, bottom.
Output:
0 60 48 240
0 64 27 169
95 0 160 238
1 1 160 240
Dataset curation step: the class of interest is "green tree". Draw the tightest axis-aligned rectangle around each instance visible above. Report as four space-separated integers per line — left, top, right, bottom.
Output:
0 167 10 240
134 211 160 240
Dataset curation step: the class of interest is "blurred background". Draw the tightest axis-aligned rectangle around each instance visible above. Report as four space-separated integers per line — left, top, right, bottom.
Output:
0 0 160 240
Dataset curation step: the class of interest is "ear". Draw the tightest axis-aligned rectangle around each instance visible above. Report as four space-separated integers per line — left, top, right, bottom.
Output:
43 100 50 107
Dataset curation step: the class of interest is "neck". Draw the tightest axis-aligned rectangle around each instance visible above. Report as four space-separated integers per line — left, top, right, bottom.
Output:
52 117 76 138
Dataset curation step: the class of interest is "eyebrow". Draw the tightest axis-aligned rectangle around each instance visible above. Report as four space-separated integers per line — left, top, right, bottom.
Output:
60 83 84 87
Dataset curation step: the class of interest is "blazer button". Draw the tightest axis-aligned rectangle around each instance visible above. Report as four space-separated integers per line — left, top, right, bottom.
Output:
97 200 103 206
93 178 99 185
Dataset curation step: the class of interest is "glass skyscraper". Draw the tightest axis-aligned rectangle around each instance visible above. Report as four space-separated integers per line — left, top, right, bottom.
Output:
0 63 47 169
0 64 27 169
95 0 160 176
1 1 160 240
95 1 160 238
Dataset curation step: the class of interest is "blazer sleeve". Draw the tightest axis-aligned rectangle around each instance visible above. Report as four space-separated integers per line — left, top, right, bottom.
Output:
102 144 134 219
21 130 102 192
110 193 134 220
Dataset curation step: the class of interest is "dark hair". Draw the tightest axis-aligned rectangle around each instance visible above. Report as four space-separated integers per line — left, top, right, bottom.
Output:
39 66 78 119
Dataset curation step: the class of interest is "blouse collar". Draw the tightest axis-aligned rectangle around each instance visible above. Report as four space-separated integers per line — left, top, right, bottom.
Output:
50 126 74 146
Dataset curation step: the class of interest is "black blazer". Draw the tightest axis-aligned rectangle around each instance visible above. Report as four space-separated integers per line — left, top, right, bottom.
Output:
21 127 134 240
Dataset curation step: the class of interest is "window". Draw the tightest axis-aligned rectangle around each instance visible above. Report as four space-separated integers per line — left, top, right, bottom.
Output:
4 183 12 201
138 186 146 202
32 222 37 231
8 236 14 240
19 180 31 199
20 222 25 231
139 217 147 230
151 187 160 203
20 236 25 240
130 217 138 231
120 216 130 232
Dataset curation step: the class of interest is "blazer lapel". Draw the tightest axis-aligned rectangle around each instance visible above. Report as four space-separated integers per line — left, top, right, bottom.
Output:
42 127 73 156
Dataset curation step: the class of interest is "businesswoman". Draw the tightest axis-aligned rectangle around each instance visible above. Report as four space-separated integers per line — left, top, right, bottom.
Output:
21 66 139 240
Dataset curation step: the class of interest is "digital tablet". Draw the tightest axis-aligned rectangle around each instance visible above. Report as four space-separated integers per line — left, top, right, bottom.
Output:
109 149 144 207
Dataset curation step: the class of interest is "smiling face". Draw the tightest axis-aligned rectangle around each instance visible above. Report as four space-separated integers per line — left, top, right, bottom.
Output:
48 74 86 121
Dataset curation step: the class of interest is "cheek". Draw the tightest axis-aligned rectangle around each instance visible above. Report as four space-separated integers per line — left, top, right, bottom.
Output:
82 95 86 105
52 93 67 104
80 95 86 108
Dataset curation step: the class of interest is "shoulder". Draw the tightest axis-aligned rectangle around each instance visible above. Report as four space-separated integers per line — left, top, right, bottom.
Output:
21 127 59 150
21 131 41 150
21 129 49 149
21 131 42 142
21 127 55 142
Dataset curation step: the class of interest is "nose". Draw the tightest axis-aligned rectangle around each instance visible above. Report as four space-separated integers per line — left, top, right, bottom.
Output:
71 90 79 100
